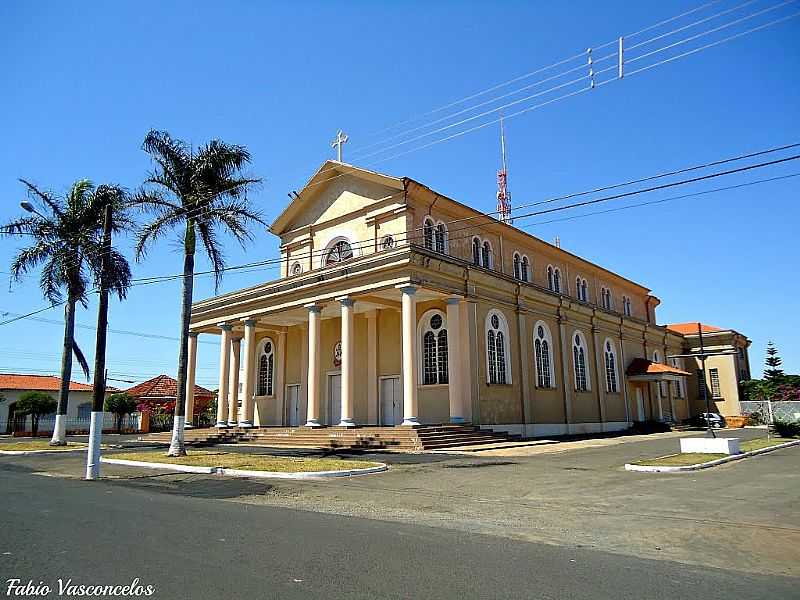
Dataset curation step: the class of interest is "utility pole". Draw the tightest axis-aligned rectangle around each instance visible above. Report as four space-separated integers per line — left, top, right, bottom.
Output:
698 322 715 439
85 202 112 480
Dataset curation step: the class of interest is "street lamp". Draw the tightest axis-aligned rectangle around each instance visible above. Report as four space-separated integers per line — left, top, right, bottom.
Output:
20 201 45 219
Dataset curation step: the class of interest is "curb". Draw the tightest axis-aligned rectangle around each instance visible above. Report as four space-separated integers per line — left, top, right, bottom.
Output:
100 457 388 478
625 439 800 472
0 447 87 456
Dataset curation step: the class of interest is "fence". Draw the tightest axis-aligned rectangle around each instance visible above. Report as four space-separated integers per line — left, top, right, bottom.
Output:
1 413 141 436
739 401 800 424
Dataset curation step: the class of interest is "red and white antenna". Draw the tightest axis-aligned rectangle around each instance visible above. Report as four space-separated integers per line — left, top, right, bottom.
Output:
496 116 512 224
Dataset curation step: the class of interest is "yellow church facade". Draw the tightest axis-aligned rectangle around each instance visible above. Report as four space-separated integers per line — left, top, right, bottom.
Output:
184 161 697 436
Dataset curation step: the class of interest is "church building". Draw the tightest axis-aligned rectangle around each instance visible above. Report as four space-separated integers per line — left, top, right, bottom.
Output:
183 160 721 437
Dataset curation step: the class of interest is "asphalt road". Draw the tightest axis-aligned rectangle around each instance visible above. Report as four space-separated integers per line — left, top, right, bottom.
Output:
1 463 797 600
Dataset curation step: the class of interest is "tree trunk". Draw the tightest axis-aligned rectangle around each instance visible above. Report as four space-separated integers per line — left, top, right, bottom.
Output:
32 415 39 438
168 223 195 457
50 298 77 446
86 203 112 480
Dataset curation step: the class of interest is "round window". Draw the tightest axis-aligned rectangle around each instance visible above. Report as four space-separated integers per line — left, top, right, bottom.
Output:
382 235 395 250
574 334 580 346
430 314 443 330
291 262 302 276
491 314 500 329
265 341 272 354
537 325 544 338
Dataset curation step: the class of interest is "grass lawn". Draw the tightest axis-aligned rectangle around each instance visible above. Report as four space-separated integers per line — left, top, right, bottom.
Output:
632 436 798 467
109 450 382 472
0 440 87 451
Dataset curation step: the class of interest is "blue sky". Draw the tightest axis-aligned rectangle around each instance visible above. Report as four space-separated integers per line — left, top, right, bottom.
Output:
1 0 798 386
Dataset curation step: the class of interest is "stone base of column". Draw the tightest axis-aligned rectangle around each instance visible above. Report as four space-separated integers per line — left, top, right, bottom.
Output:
216 422 229 428
402 417 420 426
227 420 238 427
305 418 322 428
338 418 356 427
238 421 253 428
449 416 465 424
184 418 194 429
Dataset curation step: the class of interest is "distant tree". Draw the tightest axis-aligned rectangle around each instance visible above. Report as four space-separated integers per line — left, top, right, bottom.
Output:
133 130 264 456
764 341 785 382
16 391 57 438
104 392 138 433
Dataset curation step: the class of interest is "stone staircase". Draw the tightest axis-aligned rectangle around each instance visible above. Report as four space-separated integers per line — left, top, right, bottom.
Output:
139 424 517 452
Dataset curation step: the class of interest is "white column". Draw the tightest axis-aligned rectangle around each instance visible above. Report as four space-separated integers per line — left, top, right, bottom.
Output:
339 297 356 426
446 297 464 423
185 332 198 428
276 331 287 425
216 324 232 427
305 304 322 427
366 309 378 425
399 285 419 425
240 319 257 427
461 299 475 423
558 316 574 428
228 338 241 426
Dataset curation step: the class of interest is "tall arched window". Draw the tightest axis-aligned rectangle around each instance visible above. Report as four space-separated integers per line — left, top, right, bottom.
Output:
672 358 684 398
419 311 448 385
533 321 555 388
622 295 632 317
435 223 447 254
324 238 354 266
472 237 481 266
572 331 590 392
257 338 275 396
513 253 521 280
486 310 511 384
482 240 492 269
423 218 435 250
604 339 618 393
575 278 588 302
547 266 561 292
653 351 666 397
521 256 530 282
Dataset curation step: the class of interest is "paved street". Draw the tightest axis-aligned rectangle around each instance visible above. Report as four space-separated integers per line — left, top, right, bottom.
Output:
1 429 798 599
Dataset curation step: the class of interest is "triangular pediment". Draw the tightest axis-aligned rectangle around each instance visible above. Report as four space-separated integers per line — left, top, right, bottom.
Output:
269 161 405 235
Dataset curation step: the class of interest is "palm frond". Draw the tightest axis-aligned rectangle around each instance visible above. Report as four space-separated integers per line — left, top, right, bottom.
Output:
18 179 64 220
195 220 226 291
71 338 90 380
134 209 187 261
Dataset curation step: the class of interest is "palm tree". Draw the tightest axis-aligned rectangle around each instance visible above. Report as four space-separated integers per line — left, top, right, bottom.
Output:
2 180 132 445
134 130 263 456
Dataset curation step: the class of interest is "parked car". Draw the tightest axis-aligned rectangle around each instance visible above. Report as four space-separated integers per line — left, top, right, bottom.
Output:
692 412 726 428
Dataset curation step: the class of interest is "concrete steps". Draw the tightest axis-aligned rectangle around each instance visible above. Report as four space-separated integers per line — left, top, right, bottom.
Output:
138 424 517 451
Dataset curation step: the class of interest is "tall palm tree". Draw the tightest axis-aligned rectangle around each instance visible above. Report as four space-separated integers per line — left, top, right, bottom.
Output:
134 130 263 456
2 180 132 445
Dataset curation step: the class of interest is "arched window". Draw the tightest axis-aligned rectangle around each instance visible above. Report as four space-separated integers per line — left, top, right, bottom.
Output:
533 321 555 388
435 223 447 254
671 358 684 398
554 268 561 292
290 261 303 276
521 256 530 282
324 239 354 266
257 338 275 396
419 310 448 385
572 331 590 392
653 351 666 397
482 240 492 269
423 218 435 250
547 266 554 291
513 253 521 280
601 287 614 310
576 277 588 302
486 310 511 384
472 237 481 266
604 339 618 393
622 295 632 317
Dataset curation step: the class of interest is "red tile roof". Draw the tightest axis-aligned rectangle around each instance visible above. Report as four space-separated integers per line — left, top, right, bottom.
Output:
0 373 95 392
626 358 691 377
125 374 213 400
666 322 724 335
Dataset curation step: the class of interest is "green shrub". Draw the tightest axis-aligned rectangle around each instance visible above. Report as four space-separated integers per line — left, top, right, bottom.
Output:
772 419 800 438
16 391 57 437
746 411 764 426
